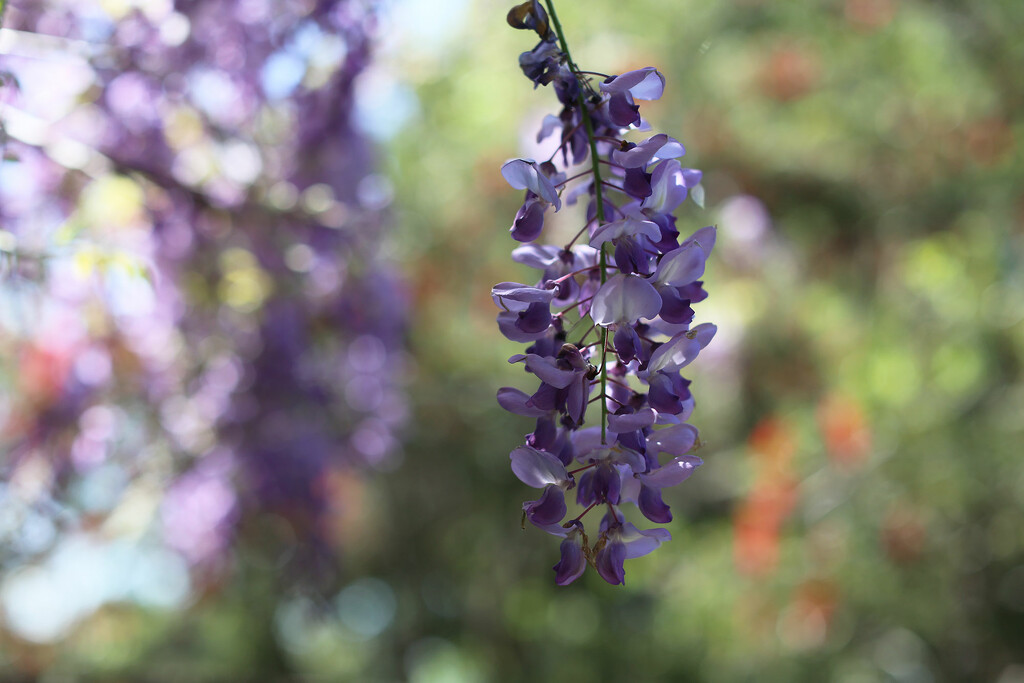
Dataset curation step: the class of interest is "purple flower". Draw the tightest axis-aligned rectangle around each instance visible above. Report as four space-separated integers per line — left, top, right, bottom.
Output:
612 134 686 169
596 539 627 584
497 0 715 585
502 159 562 210
494 282 557 342
511 196 546 241
524 484 568 528
2 0 409 585
600 67 667 101
553 530 588 585
643 160 701 215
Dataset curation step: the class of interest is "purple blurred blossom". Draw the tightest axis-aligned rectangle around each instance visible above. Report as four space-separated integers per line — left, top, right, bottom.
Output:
1 0 407 583
499 0 714 585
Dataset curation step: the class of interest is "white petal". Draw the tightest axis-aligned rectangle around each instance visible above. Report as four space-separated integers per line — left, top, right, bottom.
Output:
691 184 705 208
653 244 706 287
510 446 568 488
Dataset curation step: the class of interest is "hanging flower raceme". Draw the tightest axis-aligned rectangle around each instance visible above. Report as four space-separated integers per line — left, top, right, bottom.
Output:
496 0 716 585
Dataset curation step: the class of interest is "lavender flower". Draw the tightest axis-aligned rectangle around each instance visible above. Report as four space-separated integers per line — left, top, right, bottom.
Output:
497 0 715 585
0 0 405 584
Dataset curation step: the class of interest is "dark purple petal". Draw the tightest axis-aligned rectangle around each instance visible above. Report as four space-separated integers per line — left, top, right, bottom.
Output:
638 485 672 523
623 167 653 199
616 429 646 454
497 311 549 342
524 484 567 526
528 382 559 411
586 196 618 225
528 414 558 449
576 469 597 507
518 40 560 85
647 371 691 415
613 324 642 363
595 540 627 585
516 301 553 334
657 286 696 325
553 535 587 585
511 197 545 241
646 211 680 253
613 238 652 275
553 66 581 106
557 342 589 370
677 280 707 304
607 92 641 127
593 462 622 504
566 375 589 425
551 429 575 466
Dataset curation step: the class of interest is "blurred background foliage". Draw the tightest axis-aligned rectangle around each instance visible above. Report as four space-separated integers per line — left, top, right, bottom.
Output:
2 0 1024 680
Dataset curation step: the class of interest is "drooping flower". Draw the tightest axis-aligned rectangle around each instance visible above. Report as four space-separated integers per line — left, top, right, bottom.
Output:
498 0 715 585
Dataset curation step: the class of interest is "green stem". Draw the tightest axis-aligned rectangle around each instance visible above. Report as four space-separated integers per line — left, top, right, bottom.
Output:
542 0 611 444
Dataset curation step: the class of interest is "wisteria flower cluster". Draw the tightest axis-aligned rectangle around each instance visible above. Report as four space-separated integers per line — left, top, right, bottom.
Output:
0 0 405 584
496 0 716 585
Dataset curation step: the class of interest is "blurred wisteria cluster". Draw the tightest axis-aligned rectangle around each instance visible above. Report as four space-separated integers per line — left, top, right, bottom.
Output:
0 0 406 645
